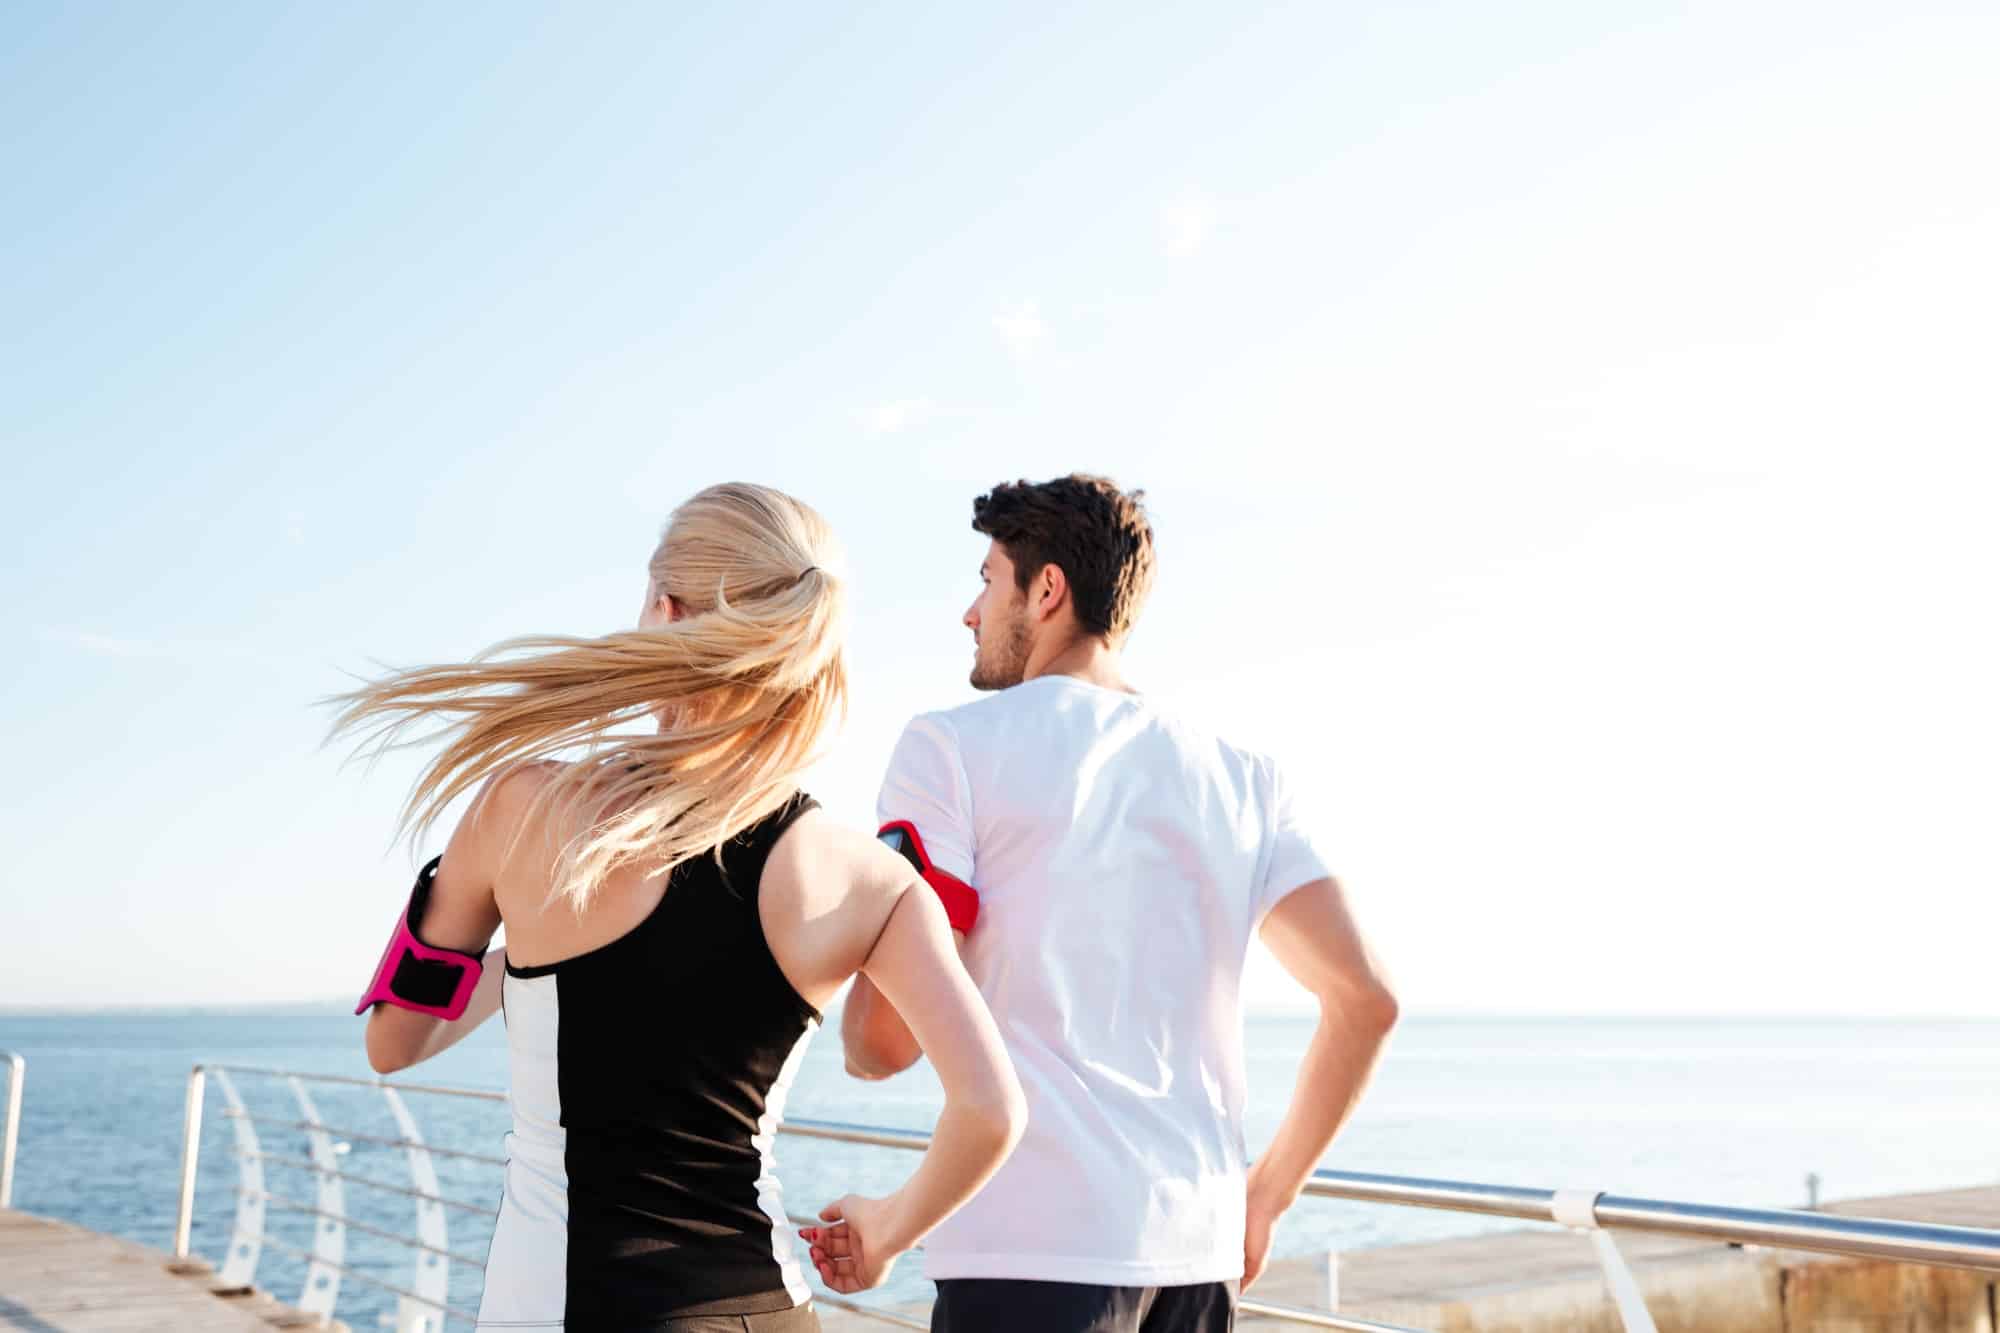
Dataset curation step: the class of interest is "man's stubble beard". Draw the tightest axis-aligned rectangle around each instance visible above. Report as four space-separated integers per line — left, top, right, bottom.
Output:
969 610 1032 691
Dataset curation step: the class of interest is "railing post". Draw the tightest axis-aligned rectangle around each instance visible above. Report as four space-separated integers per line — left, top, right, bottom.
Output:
381 1086 451 1332
1 1051 24 1210
1553 1189 1659 1333
174 1065 208 1258
287 1077 346 1316
210 1069 266 1286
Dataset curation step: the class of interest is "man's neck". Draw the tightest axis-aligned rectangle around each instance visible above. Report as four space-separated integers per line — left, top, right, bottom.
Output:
1023 637 1137 694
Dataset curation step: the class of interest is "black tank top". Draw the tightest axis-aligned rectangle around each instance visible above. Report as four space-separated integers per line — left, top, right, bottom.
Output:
500 791 822 1324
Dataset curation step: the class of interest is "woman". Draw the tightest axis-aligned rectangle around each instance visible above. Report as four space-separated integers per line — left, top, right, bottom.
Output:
333 483 1026 1332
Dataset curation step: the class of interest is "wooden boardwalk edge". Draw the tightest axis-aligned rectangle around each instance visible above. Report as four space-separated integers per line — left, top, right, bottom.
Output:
0 1209 347 1332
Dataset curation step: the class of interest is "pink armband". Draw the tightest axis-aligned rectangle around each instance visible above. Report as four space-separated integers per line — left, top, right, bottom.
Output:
354 857 485 1020
877 821 980 934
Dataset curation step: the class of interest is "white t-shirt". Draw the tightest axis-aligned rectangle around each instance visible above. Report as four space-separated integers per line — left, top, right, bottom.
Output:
876 674 1331 1286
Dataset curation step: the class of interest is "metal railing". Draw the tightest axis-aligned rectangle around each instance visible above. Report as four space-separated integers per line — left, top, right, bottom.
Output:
1 1050 23 1209
171 1064 953 1331
172 1067 2000 1333
176 1064 500 1331
1291 1169 2000 1272
775 1117 2000 1333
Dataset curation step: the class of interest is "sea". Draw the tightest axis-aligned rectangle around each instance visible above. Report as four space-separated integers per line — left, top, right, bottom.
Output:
1 1012 1994 1327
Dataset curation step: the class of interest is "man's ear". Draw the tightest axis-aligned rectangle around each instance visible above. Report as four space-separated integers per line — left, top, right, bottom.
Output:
1031 562 1069 624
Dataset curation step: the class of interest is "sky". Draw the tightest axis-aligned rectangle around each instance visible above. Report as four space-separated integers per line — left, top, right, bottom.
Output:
2 1 1996 1015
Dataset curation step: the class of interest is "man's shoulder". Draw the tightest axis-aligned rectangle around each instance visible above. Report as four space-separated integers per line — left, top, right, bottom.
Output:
899 683 1042 738
897 683 1275 774
914 685 1265 770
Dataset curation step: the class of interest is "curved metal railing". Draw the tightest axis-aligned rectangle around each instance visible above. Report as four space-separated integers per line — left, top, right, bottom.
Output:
1 1050 23 1209
175 1064 491 1330
172 1064 943 1331
171 1065 2000 1333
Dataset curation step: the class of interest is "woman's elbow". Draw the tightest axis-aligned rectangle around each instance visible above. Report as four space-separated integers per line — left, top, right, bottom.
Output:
367 1045 408 1076
946 1074 1028 1166
365 1024 414 1076
978 1077 1031 1157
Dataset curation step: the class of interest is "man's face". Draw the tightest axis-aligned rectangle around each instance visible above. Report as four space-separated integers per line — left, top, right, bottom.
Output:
965 540 1032 691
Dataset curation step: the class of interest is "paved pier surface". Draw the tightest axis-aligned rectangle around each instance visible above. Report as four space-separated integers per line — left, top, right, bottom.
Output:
0 1209 342 1332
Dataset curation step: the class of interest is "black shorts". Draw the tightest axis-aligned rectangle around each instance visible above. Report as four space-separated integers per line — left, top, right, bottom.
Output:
932 1278 1237 1333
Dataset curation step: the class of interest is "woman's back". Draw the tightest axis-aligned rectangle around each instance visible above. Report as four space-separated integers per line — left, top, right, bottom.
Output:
482 790 824 1326
342 482 1023 1328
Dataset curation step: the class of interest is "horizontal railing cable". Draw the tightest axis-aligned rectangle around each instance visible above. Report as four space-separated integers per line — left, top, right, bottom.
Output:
233 1151 498 1218
1298 1169 2000 1274
199 1063 506 1104
219 1108 509 1167
245 1188 489 1268
1591 1193 2000 1273
781 1117 933 1151
255 1233 480 1325
1300 1170 1554 1220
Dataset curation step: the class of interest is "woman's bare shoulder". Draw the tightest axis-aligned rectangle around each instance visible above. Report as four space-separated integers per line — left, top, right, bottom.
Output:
477 759 569 816
453 760 572 886
759 809 918 1001
767 808 911 905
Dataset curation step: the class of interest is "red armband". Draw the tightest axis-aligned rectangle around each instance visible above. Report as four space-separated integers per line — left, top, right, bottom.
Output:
877 820 979 934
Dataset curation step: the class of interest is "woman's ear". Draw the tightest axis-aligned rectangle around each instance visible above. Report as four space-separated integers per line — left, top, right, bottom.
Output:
639 582 681 631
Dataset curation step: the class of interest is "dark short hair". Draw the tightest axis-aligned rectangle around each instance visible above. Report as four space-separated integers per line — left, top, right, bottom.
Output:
971 474 1155 642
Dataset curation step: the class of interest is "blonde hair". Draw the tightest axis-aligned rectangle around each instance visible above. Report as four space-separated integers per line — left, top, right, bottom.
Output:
329 482 848 911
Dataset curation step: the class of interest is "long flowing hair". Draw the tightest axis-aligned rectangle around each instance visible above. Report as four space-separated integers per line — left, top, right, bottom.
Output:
328 483 848 911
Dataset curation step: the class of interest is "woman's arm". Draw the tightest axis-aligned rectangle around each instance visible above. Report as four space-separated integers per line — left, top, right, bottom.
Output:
800 885 1025 1293
365 945 506 1073
837 923 961 1080
363 778 512 1075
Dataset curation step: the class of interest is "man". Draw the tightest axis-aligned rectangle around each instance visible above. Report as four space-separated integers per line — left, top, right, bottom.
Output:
831 475 1398 1333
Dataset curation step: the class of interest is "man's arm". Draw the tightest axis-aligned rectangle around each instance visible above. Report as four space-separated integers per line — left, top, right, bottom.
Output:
840 930 961 1080
1243 876 1399 1289
846 715 976 1080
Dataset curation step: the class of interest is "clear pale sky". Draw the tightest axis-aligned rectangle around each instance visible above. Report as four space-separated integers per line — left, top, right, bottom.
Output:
3 2 1995 1014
